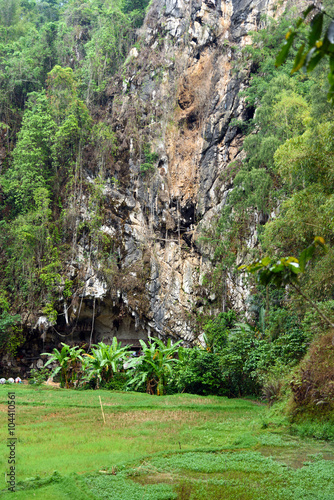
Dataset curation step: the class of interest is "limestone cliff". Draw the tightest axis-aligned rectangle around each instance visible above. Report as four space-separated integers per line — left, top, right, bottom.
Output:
31 0 305 356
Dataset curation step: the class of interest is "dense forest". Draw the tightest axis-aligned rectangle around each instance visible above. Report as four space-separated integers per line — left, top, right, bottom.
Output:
0 0 150 340
0 0 334 439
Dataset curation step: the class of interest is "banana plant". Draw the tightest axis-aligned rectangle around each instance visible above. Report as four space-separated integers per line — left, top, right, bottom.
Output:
126 337 183 395
42 343 85 388
84 338 131 388
67 344 86 387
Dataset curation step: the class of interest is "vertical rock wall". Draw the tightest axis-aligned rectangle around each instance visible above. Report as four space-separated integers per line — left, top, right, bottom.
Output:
37 0 302 349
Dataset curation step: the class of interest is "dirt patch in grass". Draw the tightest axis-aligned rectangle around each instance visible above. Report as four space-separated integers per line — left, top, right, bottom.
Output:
132 472 177 485
259 445 334 469
105 410 215 427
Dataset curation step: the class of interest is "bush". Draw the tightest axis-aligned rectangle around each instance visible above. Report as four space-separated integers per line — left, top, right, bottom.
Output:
103 373 127 391
261 379 282 406
203 310 236 351
28 367 51 385
174 348 227 396
289 331 334 417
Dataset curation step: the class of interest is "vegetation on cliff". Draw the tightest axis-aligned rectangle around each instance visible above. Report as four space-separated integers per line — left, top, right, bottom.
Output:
0 0 149 351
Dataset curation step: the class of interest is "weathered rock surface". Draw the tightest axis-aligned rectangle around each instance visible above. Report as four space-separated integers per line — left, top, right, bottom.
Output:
31 0 304 351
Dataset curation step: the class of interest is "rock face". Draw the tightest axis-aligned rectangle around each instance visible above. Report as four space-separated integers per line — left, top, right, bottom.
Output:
37 0 295 350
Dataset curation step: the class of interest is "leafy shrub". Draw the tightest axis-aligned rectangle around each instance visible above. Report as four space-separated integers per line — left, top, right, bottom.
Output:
201 314 309 398
203 310 236 351
174 348 227 396
302 300 334 338
43 343 85 388
261 379 282 406
28 367 51 385
103 373 128 391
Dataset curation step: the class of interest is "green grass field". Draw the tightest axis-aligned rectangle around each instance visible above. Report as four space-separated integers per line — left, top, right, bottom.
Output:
0 386 333 499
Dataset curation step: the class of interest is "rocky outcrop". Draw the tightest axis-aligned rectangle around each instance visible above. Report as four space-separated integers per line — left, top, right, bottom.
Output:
32 0 298 351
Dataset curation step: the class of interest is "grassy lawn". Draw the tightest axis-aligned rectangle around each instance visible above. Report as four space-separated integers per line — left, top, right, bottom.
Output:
0 386 333 499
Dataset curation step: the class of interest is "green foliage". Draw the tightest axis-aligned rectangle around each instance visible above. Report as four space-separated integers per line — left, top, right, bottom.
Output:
43 343 85 388
274 122 334 193
2 92 55 214
275 3 334 102
0 193 62 310
192 307 311 399
240 19 313 106
302 299 334 336
290 419 334 441
0 290 21 352
62 279 73 299
47 65 91 130
209 12 334 398
126 337 183 395
83 339 130 389
0 0 20 29
214 74 314 270
42 301 58 324
140 143 159 175
0 0 151 320
91 122 116 173
218 322 310 398
0 0 149 124
262 121 334 263
28 367 51 385
1 324 24 356
0 64 91 311
58 0 149 102
289 331 334 418
122 0 151 18
173 347 226 396
239 240 321 288
47 65 91 167
239 238 334 333
216 322 262 397
102 372 128 391
226 77 311 218
227 167 272 212
203 310 236 351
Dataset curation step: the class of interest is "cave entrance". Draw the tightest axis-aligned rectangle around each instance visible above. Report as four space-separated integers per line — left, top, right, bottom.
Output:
95 311 148 354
